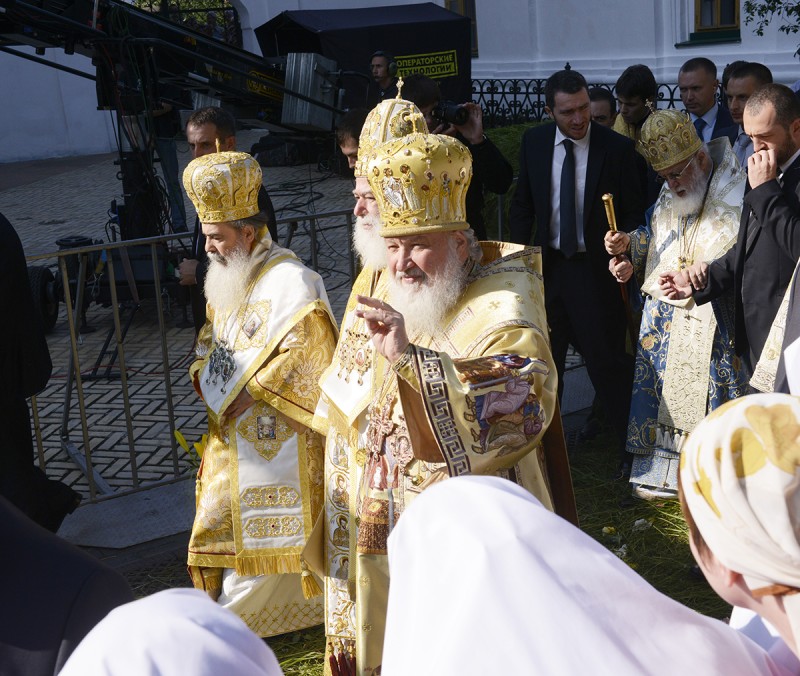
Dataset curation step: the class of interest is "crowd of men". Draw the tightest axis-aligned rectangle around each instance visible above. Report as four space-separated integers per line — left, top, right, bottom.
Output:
176 57 800 673
6 54 800 676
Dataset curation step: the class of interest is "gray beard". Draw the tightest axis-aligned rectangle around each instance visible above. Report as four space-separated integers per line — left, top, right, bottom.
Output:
387 245 468 338
672 165 712 218
353 214 387 270
204 246 258 315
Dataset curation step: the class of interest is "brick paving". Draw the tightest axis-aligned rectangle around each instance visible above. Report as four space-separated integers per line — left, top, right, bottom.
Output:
0 130 356 508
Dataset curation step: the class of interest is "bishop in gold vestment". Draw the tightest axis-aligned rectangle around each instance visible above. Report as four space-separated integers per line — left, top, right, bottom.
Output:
345 132 575 675
311 93 428 670
183 151 337 637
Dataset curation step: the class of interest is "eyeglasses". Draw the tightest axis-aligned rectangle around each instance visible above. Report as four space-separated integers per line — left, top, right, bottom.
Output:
658 152 699 183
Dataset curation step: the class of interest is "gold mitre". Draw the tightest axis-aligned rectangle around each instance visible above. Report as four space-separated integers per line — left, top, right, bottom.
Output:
638 109 703 171
355 92 428 178
183 151 262 223
367 132 473 237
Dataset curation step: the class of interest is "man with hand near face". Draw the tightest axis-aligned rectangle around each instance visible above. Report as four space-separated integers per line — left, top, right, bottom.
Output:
660 84 800 377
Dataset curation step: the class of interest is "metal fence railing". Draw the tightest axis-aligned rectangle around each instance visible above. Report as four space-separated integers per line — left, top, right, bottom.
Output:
473 78 687 127
27 208 355 502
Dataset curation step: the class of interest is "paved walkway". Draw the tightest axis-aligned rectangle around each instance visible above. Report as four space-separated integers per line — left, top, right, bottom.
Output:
0 131 357 556
0 132 593 586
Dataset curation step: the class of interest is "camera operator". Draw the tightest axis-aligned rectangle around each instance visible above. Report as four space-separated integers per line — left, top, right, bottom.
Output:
402 73 513 241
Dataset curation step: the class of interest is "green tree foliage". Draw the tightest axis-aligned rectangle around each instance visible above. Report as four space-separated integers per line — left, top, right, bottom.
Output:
131 0 227 12
744 0 800 37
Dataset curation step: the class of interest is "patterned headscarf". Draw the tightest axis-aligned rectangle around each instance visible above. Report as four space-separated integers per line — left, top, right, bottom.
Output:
680 393 800 650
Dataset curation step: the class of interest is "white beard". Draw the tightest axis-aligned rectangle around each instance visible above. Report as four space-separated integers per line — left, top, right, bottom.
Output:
353 214 387 269
204 245 257 315
388 243 468 338
672 165 712 218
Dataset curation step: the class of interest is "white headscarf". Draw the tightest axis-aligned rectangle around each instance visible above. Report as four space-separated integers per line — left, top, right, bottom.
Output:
59 588 283 676
680 393 800 654
383 475 792 675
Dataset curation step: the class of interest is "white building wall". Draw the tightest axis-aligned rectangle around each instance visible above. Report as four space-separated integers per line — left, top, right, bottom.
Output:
471 0 799 84
3 0 799 162
0 49 117 163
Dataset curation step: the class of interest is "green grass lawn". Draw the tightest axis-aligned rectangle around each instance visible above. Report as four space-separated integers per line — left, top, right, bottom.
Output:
569 431 729 620
270 426 729 675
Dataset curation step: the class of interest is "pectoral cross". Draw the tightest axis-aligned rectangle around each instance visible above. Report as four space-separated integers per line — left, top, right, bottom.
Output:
366 401 394 454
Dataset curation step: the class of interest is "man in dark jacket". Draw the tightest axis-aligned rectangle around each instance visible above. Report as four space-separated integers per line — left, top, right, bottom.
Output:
0 496 133 675
0 212 81 531
508 70 645 464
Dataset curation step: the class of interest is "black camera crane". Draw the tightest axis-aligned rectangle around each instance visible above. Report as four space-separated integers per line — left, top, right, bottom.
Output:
0 0 341 239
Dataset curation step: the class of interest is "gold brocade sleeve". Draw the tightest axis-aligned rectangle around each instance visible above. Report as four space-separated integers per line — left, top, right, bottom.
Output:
395 326 557 477
247 309 336 429
189 306 216 400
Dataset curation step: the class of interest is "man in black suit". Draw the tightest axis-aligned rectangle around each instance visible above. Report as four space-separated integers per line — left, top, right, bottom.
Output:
0 496 133 675
716 62 774 169
509 70 645 464
661 84 800 375
678 57 736 144
177 107 278 333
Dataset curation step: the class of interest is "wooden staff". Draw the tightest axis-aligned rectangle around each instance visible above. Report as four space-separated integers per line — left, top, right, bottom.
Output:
602 193 638 349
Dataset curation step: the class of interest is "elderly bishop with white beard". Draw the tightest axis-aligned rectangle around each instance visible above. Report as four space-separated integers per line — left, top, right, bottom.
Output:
605 110 747 500
310 94 429 668
350 131 576 675
182 151 337 637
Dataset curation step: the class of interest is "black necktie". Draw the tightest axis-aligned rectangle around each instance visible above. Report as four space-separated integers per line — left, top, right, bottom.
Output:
744 210 759 254
694 117 707 139
560 139 577 258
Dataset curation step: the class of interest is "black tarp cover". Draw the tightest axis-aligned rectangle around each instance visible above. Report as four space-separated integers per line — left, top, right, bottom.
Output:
255 3 471 109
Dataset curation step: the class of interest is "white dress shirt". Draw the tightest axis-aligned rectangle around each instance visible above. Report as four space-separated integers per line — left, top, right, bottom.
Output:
689 107 719 143
549 125 590 252
780 147 800 177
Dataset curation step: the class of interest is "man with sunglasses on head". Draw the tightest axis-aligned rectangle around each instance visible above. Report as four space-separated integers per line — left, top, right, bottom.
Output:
605 109 747 500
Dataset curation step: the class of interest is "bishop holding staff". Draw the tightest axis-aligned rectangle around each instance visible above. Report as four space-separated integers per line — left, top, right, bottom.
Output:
605 110 747 500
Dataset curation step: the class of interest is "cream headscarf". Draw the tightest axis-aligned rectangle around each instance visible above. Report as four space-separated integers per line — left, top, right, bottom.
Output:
59 589 284 675
680 393 800 654
382 475 791 674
